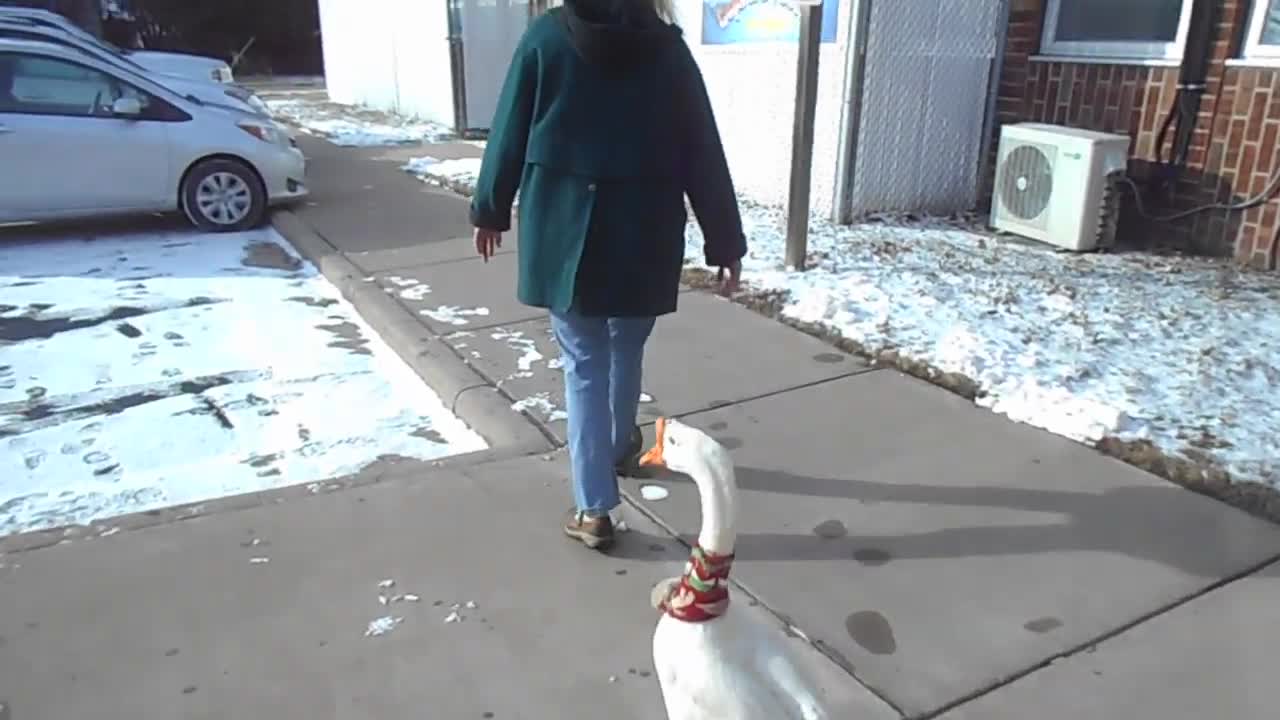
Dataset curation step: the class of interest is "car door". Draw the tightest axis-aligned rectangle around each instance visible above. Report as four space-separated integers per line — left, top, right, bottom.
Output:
0 51 173 219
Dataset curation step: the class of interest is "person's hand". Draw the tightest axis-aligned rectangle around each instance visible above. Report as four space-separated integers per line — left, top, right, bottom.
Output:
474 227 502 263
716 260 742 297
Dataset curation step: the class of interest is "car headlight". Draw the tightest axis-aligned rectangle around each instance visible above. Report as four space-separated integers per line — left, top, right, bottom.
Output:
237 120 286 145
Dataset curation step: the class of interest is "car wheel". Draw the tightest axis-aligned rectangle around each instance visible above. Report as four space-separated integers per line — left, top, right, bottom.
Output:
180 158 267 232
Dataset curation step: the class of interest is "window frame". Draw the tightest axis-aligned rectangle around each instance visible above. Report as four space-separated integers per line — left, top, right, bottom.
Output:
1039 0 1196 61
1243 0 1280 60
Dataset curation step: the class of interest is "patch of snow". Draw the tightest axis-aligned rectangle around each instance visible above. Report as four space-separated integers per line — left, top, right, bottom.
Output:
249 557 270 564
548 357 565 371
401 156 440 175
684 202 1280 488
444 611 462 624
639 392 653 403
491 329 544 373
0 228 488 537
365 615 403 637
640 484 670 501
422 158 481 185
384 276 433 302
511 393 568 422
403 156 519 206
267 99 451 147
420 305 491 326
378 578 396 589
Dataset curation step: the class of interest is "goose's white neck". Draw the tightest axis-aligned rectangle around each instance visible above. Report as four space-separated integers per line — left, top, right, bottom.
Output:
688 448 738 556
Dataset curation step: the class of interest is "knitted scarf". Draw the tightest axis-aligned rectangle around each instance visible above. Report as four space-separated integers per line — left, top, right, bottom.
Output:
659 544 735 622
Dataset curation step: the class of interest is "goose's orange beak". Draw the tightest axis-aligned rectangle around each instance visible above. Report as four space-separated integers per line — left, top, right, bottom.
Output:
638 417 667 468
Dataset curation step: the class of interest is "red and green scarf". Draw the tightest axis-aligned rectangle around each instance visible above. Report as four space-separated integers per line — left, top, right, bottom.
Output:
659 545 735 623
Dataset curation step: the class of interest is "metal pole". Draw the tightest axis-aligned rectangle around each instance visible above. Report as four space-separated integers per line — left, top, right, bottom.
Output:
976 0 1011 209
832 0 873 225
785 2 823 272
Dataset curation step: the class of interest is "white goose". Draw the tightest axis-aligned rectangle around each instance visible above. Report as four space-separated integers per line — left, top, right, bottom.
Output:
639 417 831 720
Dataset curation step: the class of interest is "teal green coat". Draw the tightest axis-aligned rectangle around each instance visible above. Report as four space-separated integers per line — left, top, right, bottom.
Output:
469 6 745 318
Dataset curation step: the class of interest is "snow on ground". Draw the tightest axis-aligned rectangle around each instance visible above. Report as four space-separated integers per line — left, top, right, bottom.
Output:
0 228 487 537
402 156 502 202
266 98 453 147
251 99 1279 488
685 203 1280 488
402 156 482 187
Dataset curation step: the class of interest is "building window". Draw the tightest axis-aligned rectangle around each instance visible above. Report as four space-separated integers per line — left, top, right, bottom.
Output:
1244 0 1280 60
1041 0 1193 61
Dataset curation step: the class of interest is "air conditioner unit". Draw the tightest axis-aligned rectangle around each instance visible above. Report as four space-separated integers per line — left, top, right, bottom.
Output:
990 123 1130 252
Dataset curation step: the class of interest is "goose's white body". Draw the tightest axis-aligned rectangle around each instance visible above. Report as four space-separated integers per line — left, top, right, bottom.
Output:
643 418 830 720
653 606 829 720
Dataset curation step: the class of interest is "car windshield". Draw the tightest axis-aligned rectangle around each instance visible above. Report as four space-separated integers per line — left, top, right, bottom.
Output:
40 16 130 56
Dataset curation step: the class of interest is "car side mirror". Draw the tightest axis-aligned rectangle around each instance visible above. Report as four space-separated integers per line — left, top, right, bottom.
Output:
111 97 143 117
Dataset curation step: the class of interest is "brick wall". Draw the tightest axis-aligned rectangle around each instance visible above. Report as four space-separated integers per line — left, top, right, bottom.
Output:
992 0 1279 269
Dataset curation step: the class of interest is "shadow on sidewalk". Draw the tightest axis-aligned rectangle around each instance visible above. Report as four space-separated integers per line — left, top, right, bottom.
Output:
619 466 1280 579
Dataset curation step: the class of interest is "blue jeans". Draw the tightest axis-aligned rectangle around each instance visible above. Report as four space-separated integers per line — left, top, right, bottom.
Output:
551 308 657 518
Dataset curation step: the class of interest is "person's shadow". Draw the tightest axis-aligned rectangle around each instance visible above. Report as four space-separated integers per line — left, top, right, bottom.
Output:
613 466 1280 579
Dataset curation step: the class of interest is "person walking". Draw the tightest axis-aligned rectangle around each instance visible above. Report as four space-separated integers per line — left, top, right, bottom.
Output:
470 0 745 551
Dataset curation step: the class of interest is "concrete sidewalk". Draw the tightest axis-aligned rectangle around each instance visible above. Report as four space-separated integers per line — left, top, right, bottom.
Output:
3 134 1278 719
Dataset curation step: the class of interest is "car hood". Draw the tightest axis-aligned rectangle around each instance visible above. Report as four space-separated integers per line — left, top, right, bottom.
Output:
131 50 228 71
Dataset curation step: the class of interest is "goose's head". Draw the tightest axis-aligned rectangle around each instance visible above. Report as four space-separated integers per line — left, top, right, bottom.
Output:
637 417 732 479
639 417 738 557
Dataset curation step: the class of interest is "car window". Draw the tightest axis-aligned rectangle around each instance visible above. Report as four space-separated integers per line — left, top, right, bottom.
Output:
0 54 150 118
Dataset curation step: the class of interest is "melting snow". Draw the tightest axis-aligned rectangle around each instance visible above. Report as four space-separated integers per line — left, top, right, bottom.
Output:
420 305 492 326
383 276 432 301
267 99 451 147
293 102 1280 488
365 616 403 637
491 329 544 373
0 228 488 537
401 156 440 175
685 203 1280 488
640 484 670 501
512 393 568 422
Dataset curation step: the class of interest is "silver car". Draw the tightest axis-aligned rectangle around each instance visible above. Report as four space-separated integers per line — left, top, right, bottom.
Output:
0 17 267 115
0 39 308 232
0 6 235 83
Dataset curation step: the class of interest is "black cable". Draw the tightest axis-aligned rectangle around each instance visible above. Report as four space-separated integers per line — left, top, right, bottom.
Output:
1120 171 1280 222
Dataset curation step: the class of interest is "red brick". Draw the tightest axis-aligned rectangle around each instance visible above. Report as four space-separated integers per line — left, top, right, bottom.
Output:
1253 172 1272 195
1238 142 1259 185
1228 117 1248 150
1247 89 1270 142
1234 72 1257 114
1205 140 1227 178
1105 76 1123 112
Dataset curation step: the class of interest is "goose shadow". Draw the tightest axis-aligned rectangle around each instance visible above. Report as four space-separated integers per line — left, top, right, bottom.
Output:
618 466 1280 579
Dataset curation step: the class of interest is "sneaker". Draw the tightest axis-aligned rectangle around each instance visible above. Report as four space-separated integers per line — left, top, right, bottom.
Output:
614 426 645 477
563 509 615 551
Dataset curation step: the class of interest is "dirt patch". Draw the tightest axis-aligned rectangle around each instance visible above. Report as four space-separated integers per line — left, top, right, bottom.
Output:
242 242 303 272
681 268 1280 526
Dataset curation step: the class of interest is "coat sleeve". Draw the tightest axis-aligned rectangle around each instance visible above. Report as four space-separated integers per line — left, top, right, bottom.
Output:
679 48 747 268
470 32 538 232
